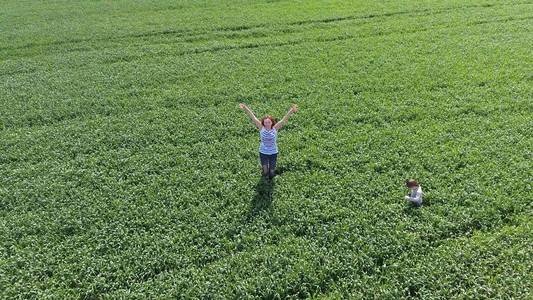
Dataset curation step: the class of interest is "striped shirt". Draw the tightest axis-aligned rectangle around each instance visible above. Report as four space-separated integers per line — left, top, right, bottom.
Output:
259 127 278 155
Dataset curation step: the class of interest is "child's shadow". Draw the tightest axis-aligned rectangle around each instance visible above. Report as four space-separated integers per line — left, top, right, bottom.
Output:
403 204 422 217
248 177 275 219
403 199 431 216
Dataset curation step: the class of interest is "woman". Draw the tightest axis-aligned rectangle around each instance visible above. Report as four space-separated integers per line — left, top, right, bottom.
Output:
239 103 298 179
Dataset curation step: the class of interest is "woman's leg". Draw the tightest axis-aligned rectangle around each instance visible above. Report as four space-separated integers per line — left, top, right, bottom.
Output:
262 165 270 177
268 153 278 179
259 153 270 177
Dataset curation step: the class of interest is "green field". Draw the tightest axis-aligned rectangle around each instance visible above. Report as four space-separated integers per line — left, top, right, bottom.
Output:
1 0 532 298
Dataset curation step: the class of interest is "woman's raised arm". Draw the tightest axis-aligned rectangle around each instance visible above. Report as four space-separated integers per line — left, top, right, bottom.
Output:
274 104 298 130
239 103 262 129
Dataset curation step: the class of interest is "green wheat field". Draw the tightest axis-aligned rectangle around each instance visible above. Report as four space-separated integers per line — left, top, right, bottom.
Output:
1 0 532 298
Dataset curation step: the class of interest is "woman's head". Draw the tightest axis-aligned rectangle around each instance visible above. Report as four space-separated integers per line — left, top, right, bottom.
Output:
405 179 419 188
261 115 277 129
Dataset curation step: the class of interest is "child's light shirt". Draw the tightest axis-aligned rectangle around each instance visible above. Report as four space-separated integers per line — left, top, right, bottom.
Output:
408 186 423 205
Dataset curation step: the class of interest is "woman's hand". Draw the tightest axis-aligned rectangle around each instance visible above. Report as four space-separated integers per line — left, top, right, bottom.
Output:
290 104 298 113
239 103 247 110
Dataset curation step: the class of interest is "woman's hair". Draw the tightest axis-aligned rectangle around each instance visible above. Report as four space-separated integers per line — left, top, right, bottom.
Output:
405 179 418 188
260 115 277 127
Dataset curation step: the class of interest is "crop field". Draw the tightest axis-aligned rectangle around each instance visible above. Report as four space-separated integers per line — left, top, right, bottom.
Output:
1 0 532 298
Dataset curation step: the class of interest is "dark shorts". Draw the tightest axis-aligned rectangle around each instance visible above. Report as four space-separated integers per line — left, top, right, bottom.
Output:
259 152 278 169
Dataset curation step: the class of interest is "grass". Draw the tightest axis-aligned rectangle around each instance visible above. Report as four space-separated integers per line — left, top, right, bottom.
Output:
1 0 532 298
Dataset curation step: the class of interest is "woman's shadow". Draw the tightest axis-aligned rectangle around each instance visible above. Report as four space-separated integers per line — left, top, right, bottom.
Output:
248 176 275 219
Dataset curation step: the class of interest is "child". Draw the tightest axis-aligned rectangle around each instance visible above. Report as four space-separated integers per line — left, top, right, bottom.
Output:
239 103 298 179
405 179 423 207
